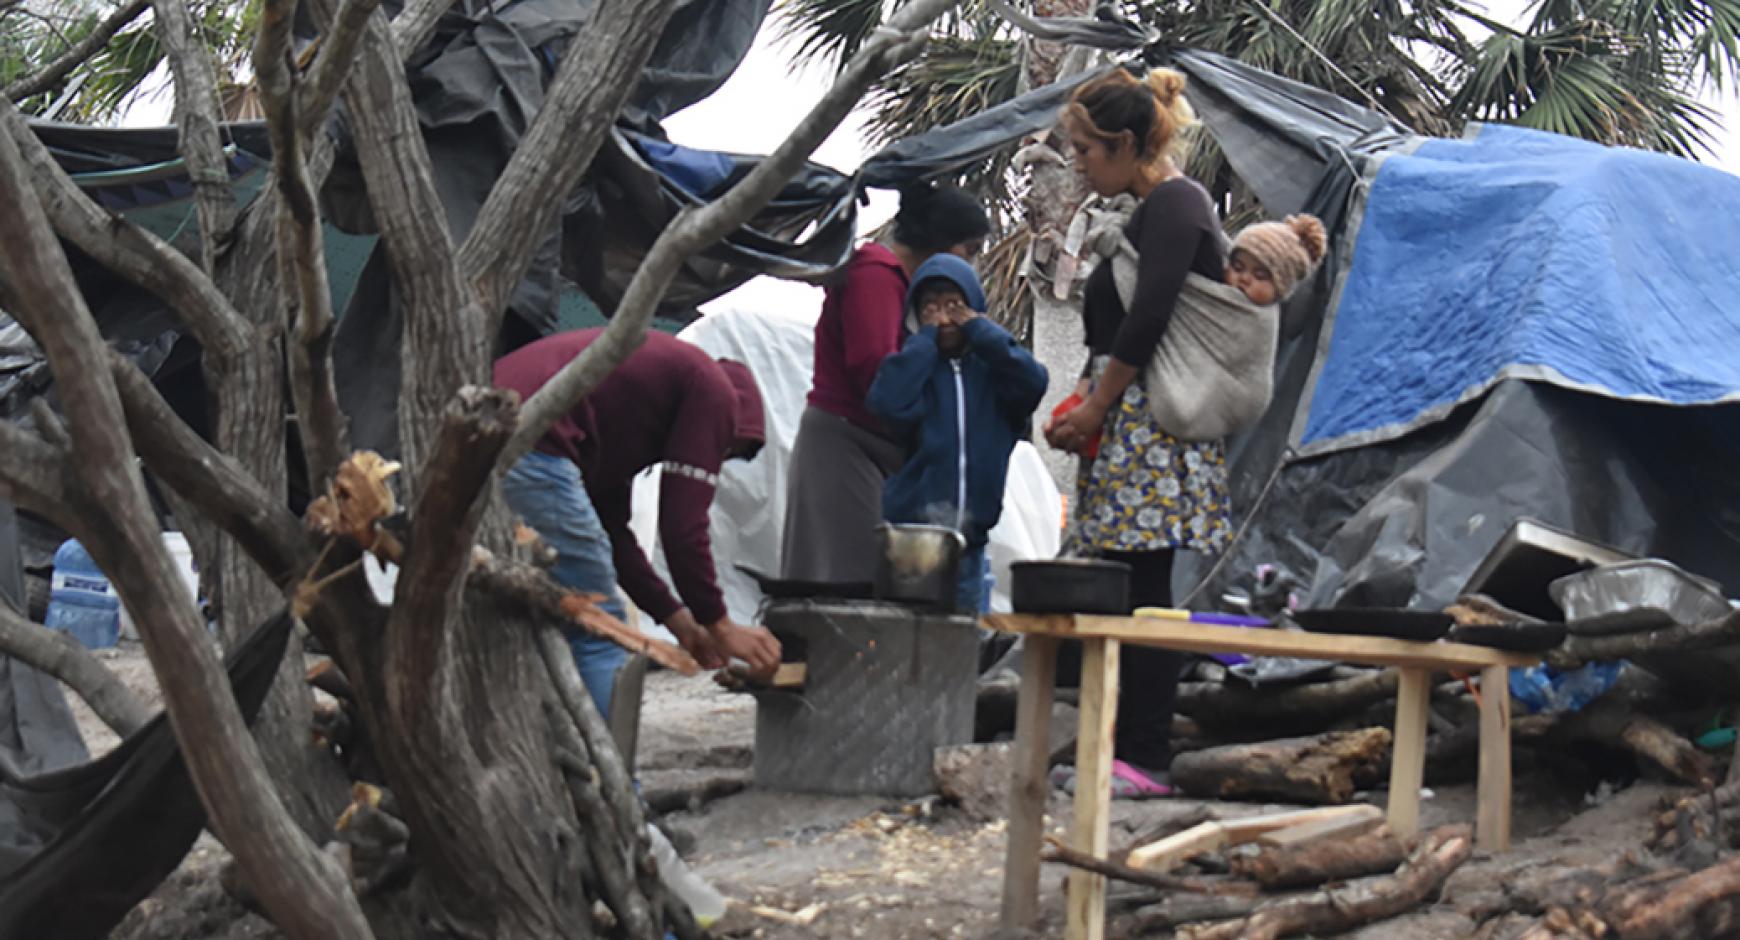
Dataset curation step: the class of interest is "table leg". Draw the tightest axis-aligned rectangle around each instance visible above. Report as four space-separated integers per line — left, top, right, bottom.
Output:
1001 634 1059 929
1067 638 1120 940
1386 667 1430 841
1477 664 1512 851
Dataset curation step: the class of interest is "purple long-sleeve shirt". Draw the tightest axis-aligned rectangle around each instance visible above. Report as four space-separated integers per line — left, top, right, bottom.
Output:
495 329 764 626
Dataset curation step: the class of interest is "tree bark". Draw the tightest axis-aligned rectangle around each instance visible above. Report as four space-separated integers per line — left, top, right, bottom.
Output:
459 0 684 329
1171 728 1393 804
1112 893 1265 937
258 0 350 489
1230 823 1411 890
0 122 372 940
501 0 968 470
150 0 238 272
1179 825 1473 940
1549 609 1740 670
1175 670 1402 732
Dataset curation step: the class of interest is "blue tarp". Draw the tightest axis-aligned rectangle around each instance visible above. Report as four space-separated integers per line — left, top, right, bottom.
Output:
1300 123 1740 452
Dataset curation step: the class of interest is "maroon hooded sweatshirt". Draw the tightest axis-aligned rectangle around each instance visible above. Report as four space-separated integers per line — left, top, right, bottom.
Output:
494 329 766 627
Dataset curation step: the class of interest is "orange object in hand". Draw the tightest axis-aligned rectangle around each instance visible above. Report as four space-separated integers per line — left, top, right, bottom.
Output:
1050 393 1102 459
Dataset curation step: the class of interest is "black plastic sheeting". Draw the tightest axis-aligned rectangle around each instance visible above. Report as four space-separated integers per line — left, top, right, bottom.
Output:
1163 52 1740 614
0 611 293 940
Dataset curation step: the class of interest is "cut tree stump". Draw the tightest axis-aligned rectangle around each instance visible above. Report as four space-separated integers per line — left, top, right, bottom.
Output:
1170 728 1392 804
1232 822 1410 889
1177 824 1473 940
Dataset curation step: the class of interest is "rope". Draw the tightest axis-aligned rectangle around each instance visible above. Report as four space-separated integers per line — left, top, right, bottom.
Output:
1179 444 1296 608
1235 0 1396 122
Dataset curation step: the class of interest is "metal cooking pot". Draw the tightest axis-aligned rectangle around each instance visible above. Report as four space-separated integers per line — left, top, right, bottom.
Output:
873 524 966 611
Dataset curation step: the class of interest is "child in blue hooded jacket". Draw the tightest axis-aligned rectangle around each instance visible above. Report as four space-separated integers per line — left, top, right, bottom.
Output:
867 255 1050 613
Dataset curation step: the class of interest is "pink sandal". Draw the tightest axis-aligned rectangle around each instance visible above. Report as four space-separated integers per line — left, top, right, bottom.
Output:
1108 760 1173 799
1049 760 1174 799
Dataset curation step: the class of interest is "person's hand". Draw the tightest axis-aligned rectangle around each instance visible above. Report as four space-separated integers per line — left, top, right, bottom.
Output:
664 608 728 670
709 617 782 675
1045 399 1107 454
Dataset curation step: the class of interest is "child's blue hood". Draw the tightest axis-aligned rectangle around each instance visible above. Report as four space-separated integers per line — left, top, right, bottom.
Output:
905 254 987 313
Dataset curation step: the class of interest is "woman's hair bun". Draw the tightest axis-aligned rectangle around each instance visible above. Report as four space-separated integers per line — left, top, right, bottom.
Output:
1144 68 1188 106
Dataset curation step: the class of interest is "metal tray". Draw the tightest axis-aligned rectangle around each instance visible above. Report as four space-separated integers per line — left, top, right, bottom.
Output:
1550 560 1730 636
1461 520 1630 621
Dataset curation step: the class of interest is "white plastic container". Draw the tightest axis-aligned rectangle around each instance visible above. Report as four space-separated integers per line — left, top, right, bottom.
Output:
118 532 201 639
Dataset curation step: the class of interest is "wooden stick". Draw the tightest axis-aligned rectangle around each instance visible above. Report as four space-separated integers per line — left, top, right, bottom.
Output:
1126 821 1227 872
1041 837 1259 896
1257 804 1385 850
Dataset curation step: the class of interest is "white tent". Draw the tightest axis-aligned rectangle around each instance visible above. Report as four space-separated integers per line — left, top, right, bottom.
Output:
629 305 1062 636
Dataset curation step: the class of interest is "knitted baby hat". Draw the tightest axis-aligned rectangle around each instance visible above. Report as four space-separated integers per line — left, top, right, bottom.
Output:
1230 214 1328 300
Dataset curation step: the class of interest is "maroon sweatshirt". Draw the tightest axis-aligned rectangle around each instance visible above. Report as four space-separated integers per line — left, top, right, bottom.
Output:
806 243 909 434
494 329 765 627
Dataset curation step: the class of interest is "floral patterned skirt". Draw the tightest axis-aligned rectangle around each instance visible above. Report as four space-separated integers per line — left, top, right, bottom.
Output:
1066 365 1233 556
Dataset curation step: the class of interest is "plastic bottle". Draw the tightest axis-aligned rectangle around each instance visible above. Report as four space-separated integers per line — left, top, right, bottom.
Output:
648 823 726 928
45 539 120 649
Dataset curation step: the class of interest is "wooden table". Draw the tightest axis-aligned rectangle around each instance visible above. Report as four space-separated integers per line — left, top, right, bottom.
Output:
983 613 1539 940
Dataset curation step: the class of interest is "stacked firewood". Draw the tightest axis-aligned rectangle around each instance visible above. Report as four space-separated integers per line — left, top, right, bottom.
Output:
1040 806 1473 939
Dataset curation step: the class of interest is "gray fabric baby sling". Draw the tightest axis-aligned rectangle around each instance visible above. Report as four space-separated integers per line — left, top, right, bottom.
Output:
1086 194 1278 442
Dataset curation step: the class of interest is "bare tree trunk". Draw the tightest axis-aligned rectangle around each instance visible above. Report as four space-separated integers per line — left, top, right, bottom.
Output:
0 120 372 940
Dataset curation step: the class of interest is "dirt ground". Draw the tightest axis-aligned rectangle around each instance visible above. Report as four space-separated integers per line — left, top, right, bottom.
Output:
91 644 1679 939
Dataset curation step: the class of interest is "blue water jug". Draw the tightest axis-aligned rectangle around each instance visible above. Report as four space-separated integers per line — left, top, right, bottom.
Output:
46 539 120 649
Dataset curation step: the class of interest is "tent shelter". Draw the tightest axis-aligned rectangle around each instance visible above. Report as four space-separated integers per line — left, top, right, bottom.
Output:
4 0 1740 926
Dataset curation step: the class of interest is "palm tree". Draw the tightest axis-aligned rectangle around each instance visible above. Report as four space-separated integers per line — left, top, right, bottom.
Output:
774 0 1740 337
3 0 260 123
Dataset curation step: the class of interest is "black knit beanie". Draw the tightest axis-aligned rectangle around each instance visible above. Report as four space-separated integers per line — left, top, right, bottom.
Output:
892 182 990 254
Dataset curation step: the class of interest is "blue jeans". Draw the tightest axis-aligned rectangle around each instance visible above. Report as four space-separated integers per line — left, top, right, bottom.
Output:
957 546 988 615
501 452 630 720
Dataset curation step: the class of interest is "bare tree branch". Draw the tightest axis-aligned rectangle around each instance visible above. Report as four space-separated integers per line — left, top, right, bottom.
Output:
388 0 448 63
501 0 958 467
257 0 349 488
4 0 151 103
0 603 151 736
340 10 479 474
0 418 68 518
385 387 515 711
0 126 373 940
150 0 237 273
109 353 312 588
0 100 251 365
457 0 682 328
296 0 387 140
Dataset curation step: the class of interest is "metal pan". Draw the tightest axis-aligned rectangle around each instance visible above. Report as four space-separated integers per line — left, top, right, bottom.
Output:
1293 608 1453 642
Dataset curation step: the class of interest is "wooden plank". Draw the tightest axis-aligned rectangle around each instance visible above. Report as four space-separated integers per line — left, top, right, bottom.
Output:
1066 638 1119 940
1477 663 1513 851
1125 821 1228 872
1000 635 1059 930
1257 804 1384 849
1386 667 1431 841
1218 805 1384 845
982 614 1537 670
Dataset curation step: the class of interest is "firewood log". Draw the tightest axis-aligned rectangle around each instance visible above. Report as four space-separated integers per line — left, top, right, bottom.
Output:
1170 728 1391 804
1230 823 1410 889
1176 824 1473 940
